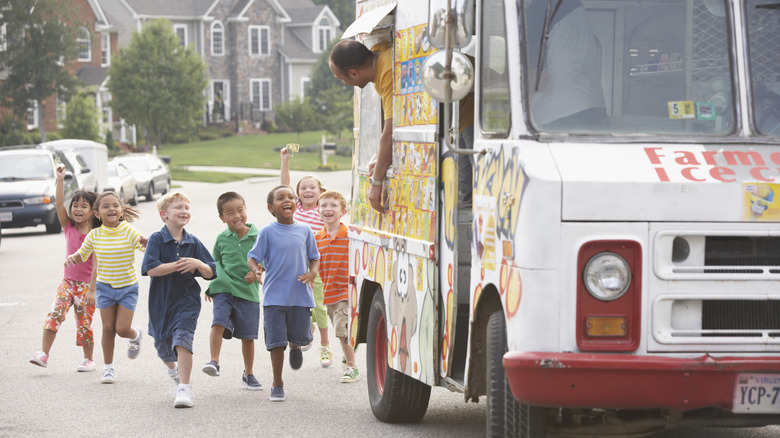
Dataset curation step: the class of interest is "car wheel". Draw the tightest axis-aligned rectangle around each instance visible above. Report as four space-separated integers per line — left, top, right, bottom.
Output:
163 179 170 195
45 219 62 234
129 189 138 206
486 310 546 437
366 292 431 423
146 184 154 202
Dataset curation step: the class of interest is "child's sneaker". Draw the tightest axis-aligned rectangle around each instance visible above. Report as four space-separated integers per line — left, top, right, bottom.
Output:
202 360 220 377
77 358 95 372
30 352 48 368
101 366 116 384
167 366 180 385
320 345 334 368
127 327 143 359
242 373 263 390
174 385 194 408
301 322 316 351
269 385 285 402
289 347 303 370
341 366 360 383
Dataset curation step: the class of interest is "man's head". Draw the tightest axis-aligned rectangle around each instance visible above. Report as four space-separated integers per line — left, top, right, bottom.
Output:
329 39 375 88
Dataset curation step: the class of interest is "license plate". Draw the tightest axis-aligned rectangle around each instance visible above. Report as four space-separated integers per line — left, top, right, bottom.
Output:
0 211 11 222
733 374 780 413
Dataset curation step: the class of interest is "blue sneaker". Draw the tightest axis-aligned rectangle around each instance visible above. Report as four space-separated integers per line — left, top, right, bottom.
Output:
289 347 303 370
202 360 220 377
269 385 285 402
242 373 263 390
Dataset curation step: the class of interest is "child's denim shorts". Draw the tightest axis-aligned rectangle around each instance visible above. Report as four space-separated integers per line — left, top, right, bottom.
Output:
211 293 260 339
263 306 313 350
153 328 194 362
95 282 138 311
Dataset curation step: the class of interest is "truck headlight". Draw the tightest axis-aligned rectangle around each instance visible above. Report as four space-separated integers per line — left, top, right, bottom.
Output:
583 252 631 301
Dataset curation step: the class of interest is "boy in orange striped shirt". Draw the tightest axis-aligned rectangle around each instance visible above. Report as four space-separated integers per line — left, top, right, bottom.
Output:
314 191 357 383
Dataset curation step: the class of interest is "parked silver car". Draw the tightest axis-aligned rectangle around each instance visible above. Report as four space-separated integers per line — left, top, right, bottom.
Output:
114 153 171 202
105 160 138 205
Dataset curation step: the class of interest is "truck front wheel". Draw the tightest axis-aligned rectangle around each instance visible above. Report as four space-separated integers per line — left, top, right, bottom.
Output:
366 292 431 422
486 310 546 437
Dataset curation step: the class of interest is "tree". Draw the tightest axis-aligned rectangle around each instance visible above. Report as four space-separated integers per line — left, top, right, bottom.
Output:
275 97 315 144
107 19 207 149
0 0 83 142
61 93 99 141
307 38 353 138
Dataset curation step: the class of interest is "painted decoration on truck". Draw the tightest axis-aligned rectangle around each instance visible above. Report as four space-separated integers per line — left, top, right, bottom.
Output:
394 24 437 128
352 141 438 242
743 183 780 221
349 234 437 384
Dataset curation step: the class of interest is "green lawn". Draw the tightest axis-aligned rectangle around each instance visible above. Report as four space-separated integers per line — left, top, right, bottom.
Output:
159 130 352 171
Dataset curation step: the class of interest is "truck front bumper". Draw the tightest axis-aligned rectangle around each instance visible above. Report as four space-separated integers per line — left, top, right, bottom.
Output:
504 352 780 410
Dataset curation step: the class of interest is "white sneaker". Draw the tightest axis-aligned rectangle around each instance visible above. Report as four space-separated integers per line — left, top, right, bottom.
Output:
101 367 116 384
167 366 180 385
128 327 143 359
174 385 194 408
77 358 95 372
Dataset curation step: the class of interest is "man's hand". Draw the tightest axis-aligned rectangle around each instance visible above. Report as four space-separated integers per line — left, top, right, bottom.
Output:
368 184 385 214
244 270 257 284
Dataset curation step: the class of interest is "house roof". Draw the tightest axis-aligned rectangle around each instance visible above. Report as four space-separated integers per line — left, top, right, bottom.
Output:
283 0 323 24
279 27 318 61
77 66 109 87
122 0 215 17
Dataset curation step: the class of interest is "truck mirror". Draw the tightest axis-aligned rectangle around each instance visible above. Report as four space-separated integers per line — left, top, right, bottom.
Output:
421 51 474 103
427 0 473 49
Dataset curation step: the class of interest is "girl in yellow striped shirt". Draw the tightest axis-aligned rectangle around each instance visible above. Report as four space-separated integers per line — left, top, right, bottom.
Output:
65 191 146 384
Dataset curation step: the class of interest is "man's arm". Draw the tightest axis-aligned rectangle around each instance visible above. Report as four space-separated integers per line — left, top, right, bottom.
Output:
367 117 393 213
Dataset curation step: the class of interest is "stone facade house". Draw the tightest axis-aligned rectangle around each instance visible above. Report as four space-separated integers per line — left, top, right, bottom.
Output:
99 0 340 126
1 0 120 138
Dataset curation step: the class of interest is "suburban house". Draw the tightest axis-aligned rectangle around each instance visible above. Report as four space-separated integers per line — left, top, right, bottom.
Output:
98 0 341 128
1 0 122 140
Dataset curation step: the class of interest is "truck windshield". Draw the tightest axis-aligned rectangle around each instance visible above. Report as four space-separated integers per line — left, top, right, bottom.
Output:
523 0 737 136
747 0 780 135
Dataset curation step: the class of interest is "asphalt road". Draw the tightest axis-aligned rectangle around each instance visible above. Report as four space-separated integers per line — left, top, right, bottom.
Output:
1 169 778 437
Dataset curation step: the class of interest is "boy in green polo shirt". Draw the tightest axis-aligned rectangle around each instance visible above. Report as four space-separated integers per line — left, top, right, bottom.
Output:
203 192 262 390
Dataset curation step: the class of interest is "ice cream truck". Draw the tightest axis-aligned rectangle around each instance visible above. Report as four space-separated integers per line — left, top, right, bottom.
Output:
342 0 780 436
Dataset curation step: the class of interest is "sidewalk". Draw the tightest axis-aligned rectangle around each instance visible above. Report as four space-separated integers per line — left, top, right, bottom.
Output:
182 165 281 175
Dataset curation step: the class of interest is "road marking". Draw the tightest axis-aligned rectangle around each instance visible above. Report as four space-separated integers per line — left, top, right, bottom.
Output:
0 302 26 307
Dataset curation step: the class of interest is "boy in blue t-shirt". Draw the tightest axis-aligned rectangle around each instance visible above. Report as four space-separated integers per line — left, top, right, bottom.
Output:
248 185 320 402
142 192 217 409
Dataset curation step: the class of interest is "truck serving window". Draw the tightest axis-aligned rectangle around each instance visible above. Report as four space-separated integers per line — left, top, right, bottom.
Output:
523 0 735 136
747 0 780 136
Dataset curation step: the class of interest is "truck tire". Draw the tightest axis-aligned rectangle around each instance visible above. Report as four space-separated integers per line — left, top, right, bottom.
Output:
366 292 431 423
486 310 546 437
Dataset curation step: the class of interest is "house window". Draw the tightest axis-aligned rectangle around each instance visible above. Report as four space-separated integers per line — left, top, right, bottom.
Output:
249 26 270 56
317 18 332 53
78 27 91 62
56 95 66 129
250 79 271 111
27 100 38 130
101 33 110 66
211 21 224 55
301 77 310 99
174 24 187 47
0 22 6 52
